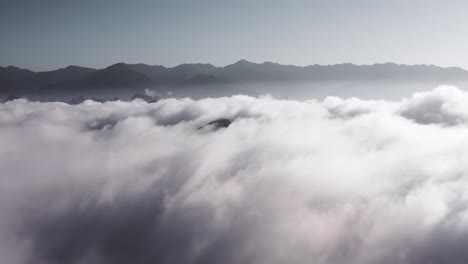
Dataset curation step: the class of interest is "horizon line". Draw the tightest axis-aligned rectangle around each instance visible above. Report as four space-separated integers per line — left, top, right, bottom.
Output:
2 60 467 73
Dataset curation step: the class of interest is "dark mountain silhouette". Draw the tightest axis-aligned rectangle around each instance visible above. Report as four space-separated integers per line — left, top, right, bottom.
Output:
0 66 36 82
69 95 85 105
185 73 223 84
4 95 22 102
47 63 152 90
2 60 468 99
0 65 94 93
37 66 96 84
131 93 158 103
0 66 38 93
124 64 166 84
125 63 218 85
219 60 298 82
170 63 218 81
0 75 15 92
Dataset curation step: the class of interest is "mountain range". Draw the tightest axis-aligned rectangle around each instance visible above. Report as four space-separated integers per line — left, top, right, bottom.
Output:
2 60 468 98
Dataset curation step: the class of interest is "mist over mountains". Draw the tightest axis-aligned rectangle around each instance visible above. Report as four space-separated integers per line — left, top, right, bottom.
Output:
2 60 468 101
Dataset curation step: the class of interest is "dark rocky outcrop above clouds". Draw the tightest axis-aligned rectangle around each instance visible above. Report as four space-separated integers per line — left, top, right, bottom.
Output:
198 118 232 131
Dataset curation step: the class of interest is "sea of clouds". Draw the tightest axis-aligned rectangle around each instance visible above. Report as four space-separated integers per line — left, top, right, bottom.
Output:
2 85 468 264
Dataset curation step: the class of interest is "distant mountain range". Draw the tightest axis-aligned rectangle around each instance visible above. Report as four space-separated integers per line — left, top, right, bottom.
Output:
2 60 468 97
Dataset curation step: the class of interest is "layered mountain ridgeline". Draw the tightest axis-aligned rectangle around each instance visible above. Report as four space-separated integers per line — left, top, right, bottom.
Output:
2 60 468 98
0 65 95 93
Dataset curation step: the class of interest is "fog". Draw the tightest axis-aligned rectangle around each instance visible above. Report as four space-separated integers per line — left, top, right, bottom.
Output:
146 80 468 101
19 79 468 103
2 85 468 264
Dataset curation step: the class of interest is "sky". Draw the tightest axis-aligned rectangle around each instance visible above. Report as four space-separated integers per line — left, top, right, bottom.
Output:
1 0 468 71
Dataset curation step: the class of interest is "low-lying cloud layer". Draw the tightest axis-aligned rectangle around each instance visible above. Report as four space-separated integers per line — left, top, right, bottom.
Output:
2 86 468 264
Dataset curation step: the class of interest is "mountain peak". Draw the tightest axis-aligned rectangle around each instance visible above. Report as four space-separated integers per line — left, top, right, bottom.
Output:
63 65 92 70
106 62 130 70
233 59 255 65
3 61 468 98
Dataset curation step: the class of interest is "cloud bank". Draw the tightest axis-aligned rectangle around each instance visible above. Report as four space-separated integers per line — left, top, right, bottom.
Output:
2 86 468 264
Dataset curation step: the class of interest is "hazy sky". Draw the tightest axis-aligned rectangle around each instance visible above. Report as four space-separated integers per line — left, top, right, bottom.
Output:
2 0 468 71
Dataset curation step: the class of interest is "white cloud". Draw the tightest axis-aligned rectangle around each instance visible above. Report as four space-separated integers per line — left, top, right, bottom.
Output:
400 85 468 125
2 86 468 263
144 88 157 98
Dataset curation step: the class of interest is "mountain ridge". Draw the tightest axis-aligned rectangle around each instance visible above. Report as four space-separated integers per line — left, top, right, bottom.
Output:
3 60 467 73
2 60 468 98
